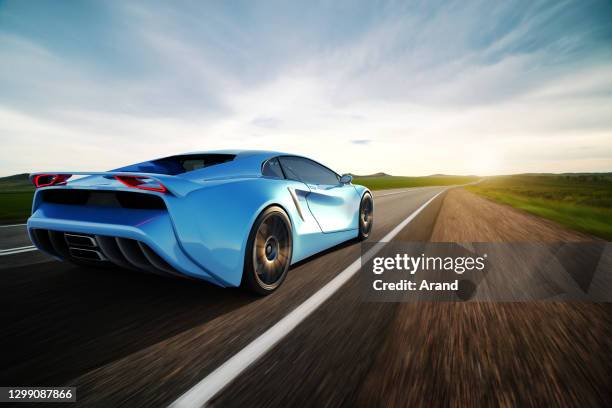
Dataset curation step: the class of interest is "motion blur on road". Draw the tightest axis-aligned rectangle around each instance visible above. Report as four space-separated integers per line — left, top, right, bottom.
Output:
1 187 610 407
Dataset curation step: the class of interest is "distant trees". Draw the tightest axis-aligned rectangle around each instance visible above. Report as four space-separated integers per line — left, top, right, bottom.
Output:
558 174 610 183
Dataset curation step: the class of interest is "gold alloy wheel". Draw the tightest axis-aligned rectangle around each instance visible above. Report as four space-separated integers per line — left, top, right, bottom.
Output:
252 211 291 291
359 193 373 238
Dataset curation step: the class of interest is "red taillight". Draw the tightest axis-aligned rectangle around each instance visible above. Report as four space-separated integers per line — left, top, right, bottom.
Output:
33 174 72 188
114 175 168 193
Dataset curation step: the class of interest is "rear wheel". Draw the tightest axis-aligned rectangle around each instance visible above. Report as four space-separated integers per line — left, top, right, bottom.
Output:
358 193 373 240
242 206 293 295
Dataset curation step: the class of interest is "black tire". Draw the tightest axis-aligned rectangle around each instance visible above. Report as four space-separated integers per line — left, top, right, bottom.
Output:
242 206 293 295
358 192 374 240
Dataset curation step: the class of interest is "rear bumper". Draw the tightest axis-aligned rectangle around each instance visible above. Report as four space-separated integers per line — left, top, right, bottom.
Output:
27 203 226 286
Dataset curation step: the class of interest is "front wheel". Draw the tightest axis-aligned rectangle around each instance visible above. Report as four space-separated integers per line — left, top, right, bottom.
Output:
242 206 293 295
358 193 374 240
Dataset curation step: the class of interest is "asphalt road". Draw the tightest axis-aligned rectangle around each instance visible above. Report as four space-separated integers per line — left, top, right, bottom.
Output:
0 224 31 250
211 190 611 408
0 186 449 407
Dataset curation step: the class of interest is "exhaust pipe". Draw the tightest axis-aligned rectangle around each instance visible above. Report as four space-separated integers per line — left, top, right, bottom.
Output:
65 233 97 248
69 247 106 261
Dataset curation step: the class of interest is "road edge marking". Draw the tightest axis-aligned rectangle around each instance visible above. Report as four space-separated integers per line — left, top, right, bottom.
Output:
375 187 433 197
0 245 35 252
0 223 27 228
169 188 447 408
0 246 37 256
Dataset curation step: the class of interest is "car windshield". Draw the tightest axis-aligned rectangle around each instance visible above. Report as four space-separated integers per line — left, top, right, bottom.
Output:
113 154 236 175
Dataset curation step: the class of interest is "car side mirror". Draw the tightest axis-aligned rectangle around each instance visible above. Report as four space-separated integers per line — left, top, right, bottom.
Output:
340 174 352 184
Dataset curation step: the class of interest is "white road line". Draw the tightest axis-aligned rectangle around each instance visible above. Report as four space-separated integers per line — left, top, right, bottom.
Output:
0 245 35 252
0 223 27 228
376 188 430 198
169 188 447 408
375 190 414 197
0 246 37 256
375 185 449 198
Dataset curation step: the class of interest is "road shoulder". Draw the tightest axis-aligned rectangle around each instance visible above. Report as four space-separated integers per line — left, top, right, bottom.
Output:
431 188 594 242
356 186 610 407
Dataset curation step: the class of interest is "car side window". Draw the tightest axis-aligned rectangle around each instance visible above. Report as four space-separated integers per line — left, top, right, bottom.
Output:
278 157 339 185
262 158 285 179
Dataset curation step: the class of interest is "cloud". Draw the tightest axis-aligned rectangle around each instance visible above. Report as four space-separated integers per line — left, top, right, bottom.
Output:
250 116 281 129
1 0 611 176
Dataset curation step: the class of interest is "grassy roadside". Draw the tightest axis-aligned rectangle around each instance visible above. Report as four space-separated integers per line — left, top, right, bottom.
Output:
466 174 612 240
0 174 34 224
353 175 478 190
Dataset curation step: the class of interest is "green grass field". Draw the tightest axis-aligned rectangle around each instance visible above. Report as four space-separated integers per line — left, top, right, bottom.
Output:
353 175 478 190
0 174 34 223
467 174 612 240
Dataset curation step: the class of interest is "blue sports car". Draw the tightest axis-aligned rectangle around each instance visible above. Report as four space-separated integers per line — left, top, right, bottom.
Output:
27 151 373 294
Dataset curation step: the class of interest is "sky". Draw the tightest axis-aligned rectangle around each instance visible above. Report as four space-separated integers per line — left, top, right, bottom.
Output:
1 0 612 177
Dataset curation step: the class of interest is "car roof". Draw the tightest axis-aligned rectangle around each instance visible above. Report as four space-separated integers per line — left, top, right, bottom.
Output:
170 150 292 180
181 150 288 160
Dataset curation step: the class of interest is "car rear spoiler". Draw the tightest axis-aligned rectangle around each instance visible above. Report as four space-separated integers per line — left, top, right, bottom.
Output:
28 171 202 197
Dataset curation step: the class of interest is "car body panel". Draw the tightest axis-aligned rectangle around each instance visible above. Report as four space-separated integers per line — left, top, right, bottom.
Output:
302 182 361 233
